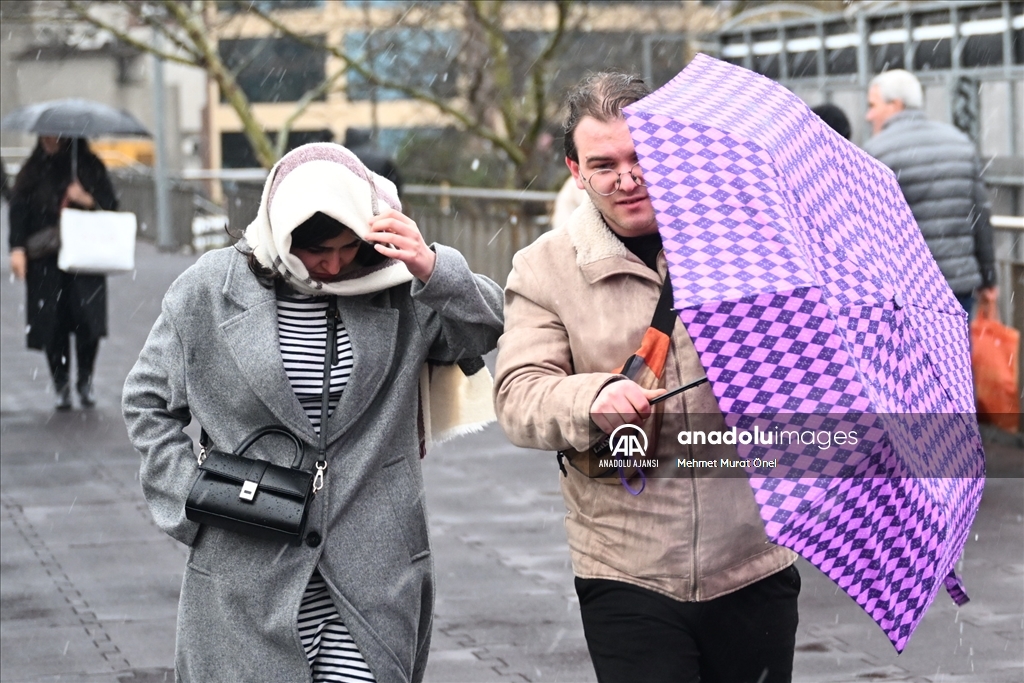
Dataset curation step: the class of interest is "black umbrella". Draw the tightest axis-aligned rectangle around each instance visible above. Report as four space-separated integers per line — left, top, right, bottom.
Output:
1 98 151 179
0 98 150 138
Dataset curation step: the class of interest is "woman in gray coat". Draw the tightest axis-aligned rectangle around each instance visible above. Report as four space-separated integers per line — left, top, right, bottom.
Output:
123 143 503 682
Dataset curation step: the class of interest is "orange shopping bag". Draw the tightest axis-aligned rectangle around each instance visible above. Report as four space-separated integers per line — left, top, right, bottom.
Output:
971 298 1020 432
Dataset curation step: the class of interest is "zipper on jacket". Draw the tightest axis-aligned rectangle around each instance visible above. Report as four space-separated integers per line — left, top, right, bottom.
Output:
689 469 700 601
674 332 701 602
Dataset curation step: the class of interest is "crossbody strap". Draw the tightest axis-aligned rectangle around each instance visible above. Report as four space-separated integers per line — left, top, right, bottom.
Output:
650 273 676 335
620 274 676 380
198 296 339 492
312 296 339 493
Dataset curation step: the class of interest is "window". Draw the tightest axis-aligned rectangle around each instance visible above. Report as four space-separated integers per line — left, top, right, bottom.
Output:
343 1 411 7
220 130 333 168
218 35 326 103
345 29 459 101
218 1 323 13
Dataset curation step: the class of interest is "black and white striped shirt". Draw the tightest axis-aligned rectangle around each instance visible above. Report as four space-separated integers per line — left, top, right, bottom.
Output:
277 293 375 682
277 294 354 433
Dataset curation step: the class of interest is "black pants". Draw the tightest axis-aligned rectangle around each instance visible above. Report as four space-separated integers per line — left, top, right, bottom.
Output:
45 292 99 390
576 566 800 683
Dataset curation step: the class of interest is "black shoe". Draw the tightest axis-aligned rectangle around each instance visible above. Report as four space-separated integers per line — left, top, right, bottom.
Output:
55 384 72 411
77 381 96 408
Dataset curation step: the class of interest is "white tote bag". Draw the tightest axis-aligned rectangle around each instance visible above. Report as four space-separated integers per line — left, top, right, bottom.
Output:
58 208 137 274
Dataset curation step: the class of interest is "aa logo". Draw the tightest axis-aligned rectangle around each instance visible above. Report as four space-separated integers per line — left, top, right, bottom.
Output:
609 424 648 459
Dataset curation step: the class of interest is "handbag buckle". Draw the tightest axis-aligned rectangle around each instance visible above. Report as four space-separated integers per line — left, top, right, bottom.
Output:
239 480 258 501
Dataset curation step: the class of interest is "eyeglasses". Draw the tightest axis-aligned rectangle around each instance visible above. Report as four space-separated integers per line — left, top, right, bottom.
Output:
580 163 646 196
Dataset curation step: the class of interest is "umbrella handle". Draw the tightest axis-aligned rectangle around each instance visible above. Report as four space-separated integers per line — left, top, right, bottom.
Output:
649 376 709 405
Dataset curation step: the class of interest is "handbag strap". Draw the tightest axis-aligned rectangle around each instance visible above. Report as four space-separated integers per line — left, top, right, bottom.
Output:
198 296 339 491
318 296 339 455
312 296 339 493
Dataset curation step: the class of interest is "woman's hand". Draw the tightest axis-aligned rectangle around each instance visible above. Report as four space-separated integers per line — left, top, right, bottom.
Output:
9 248 26 281
62 180 95 209
365 208 436 282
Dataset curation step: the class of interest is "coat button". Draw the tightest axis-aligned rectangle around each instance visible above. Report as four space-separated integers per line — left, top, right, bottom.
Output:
305 531 321 547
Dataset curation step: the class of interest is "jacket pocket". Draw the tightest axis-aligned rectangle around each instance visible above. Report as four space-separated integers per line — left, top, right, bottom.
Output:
382 457 431 561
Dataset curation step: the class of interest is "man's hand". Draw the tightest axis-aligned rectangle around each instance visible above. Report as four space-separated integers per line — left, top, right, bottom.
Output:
978 286 998 305
9 248 26 280
591 380 666 435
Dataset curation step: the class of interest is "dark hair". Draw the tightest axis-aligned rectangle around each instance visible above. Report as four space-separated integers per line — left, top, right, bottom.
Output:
563 72 651 162
244 211 384 288
811 103 852 140
291 211 345 249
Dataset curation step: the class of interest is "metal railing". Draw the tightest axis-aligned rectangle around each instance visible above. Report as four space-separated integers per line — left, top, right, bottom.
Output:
108 171 1024 320
110 169 201 249
214 181 556 285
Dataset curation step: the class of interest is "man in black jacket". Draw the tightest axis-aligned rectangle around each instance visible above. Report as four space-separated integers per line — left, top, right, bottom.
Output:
863 69 997 317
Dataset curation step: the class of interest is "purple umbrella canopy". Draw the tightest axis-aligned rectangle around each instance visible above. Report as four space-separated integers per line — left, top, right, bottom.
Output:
624 54 985 652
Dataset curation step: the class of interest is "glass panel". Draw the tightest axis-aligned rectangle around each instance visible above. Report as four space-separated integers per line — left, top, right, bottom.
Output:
827 47 857 75
962 34 1004 67
345 29 459 101
825 22 858 75
754 52 780 79
785 25 818 79
220 130 333 168
871 43 905 72
915 39 952 70
913 10 952 71
788 49 817 78
218 35 326 103
217 1 323 13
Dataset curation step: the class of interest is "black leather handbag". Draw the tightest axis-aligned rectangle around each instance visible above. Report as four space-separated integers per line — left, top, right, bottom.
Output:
185 426 316 544
185 298 338 545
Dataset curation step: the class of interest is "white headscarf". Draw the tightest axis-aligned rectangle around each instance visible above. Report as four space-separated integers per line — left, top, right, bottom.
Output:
243 142 413 296
243 142 495 447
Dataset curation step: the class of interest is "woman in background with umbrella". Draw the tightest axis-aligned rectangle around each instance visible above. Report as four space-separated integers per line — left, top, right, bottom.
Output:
8 135 117 409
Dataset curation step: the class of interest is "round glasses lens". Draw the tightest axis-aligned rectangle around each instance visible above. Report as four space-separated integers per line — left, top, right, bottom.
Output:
630 163 646 186
589 169 619 196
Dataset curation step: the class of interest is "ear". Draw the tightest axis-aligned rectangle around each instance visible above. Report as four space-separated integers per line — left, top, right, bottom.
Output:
566 157 586 191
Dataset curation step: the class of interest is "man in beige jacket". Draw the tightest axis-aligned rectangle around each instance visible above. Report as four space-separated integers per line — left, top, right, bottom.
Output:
495 73 800 683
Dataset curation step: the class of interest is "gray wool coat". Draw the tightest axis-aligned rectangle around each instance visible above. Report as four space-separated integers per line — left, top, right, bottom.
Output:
862 109 996 295
123 244 503 683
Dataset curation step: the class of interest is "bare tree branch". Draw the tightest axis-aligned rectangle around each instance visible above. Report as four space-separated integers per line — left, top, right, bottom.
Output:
273 65 348 159
159 0 277 167
65 1 198 66
526 0 570 147
60 0 580 184
119 1 203 61
246 1 529 167
468 0 518 146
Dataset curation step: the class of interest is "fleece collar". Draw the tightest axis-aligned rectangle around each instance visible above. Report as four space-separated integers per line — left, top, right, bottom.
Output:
565 197 660 284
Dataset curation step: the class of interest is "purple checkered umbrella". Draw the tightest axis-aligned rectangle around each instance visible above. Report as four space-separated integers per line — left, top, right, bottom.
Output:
624 54 985 652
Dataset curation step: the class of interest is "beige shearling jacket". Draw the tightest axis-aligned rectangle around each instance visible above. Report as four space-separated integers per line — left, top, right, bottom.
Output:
495 198 795 602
